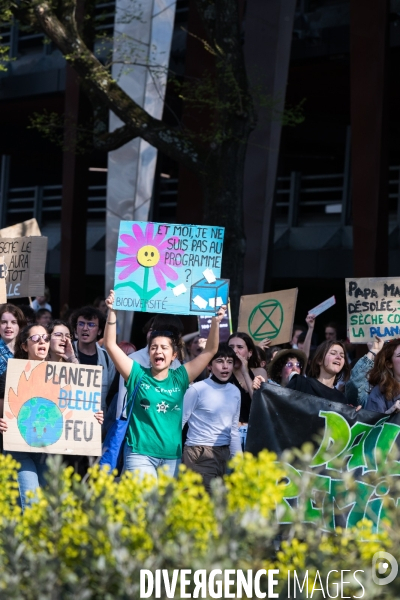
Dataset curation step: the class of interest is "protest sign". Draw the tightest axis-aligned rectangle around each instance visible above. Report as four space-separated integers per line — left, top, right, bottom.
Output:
247 383 400 532
345 277 400 342
198 302 232 342
238 288 298 345
0 218 41 238
3 359 102 456
114 221 228 315
0 257 7 304
308 295 336 317
0 236 47 298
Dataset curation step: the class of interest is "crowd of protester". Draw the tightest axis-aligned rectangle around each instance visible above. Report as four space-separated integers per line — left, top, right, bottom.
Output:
0 289 399 507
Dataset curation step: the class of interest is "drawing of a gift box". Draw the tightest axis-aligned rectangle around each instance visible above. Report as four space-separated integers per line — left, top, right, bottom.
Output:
190 278 229 313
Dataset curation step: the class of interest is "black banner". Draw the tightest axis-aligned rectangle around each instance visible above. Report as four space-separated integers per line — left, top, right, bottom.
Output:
246 384 400 531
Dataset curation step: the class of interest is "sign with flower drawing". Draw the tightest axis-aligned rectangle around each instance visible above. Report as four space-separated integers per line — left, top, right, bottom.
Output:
114 221 228 315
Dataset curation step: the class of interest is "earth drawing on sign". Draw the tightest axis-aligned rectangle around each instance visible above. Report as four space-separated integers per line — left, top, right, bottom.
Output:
248 299 284 341
6 361 72 448
17 397 63 447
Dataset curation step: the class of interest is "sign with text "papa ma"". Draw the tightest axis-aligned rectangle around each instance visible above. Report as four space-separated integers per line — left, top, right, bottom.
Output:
346 277 400 342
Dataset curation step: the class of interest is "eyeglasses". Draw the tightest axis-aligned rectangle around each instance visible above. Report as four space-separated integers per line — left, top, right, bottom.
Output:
51 332 72 340
77 321 98 329
27 334 50 343
286 362 302 369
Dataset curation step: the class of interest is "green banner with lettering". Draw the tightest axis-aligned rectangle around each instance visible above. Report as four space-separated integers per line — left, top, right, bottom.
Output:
247 384 400 532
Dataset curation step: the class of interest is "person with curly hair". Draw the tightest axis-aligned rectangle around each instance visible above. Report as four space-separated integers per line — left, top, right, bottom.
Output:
70 306 115 410
267 349 307 387
366 340 400 413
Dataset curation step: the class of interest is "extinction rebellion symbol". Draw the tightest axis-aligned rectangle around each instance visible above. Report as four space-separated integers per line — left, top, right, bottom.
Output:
248 299 284 341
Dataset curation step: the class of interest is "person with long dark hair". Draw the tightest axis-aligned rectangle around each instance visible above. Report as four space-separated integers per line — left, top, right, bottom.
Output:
287 339 350 403
227 332 267 421
366 340 400 413
2 323 51 509
228 332 268 450
103 290 226 480
1 322 103 508
0 304 26 374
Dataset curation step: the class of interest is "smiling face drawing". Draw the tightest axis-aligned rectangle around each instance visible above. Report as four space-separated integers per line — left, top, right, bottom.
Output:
137 245 160 267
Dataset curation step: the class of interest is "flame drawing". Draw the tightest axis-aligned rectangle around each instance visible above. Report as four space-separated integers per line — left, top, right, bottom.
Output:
6 362 72 421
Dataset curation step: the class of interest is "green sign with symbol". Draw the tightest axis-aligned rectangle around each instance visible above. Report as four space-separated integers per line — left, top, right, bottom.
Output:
248 300 284 341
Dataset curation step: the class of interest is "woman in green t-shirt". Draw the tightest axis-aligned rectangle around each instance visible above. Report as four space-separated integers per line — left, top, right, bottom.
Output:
104 290 226 479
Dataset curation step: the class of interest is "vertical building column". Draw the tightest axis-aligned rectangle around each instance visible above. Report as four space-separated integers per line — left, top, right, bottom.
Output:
242 0 297 294
350 0 389 276
60 65 91 310
105 0 176 340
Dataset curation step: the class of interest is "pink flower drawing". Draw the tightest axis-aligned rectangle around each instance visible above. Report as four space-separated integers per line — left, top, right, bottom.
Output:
116 222 184 290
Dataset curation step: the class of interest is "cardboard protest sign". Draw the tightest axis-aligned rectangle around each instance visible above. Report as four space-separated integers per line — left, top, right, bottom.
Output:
0 218 41 238
238 288 298 345
114 221 228 315
0 236 47 298
198 302 232 342
0 257 7 304
3 359 102 456
346 277 400 342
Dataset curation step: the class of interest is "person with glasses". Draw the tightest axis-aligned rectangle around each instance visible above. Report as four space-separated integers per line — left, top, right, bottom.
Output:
47 320 79 363
70 307 116 411
0 322 104 508
266 349 308 388
103 290 227 480
0 323 51 508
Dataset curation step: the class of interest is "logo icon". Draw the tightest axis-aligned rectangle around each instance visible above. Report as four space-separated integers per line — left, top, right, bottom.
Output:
248 299 284 341
372 551 398 586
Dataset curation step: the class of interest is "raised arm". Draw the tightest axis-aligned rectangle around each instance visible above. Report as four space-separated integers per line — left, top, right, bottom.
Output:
302 313 316 360
103 290 133 381
184 306 226 383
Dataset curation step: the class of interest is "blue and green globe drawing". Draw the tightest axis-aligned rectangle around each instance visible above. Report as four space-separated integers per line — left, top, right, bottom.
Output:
17 397 63 447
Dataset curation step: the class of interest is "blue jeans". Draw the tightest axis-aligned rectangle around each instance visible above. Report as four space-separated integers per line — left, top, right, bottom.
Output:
123 443 180 480
10 452 48 510
239 425 248 452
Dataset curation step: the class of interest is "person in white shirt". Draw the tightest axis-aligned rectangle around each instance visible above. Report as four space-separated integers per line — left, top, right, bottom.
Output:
30 287 52 313
182 344 241 492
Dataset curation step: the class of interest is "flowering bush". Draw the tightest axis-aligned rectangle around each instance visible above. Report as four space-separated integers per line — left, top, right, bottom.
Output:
0 449 396 599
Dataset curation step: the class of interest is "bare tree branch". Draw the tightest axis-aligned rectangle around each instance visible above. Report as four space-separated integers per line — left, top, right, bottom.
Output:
93 123 141 152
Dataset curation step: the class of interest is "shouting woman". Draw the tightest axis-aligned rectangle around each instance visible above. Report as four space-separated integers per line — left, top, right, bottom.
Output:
103 290 226 480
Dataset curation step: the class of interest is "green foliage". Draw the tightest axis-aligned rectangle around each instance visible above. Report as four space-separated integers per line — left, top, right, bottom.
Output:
0 40 10 71
28 110 95 154
0 448 399 599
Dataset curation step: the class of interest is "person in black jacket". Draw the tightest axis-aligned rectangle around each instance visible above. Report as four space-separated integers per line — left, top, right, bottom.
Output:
286 340 350 404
